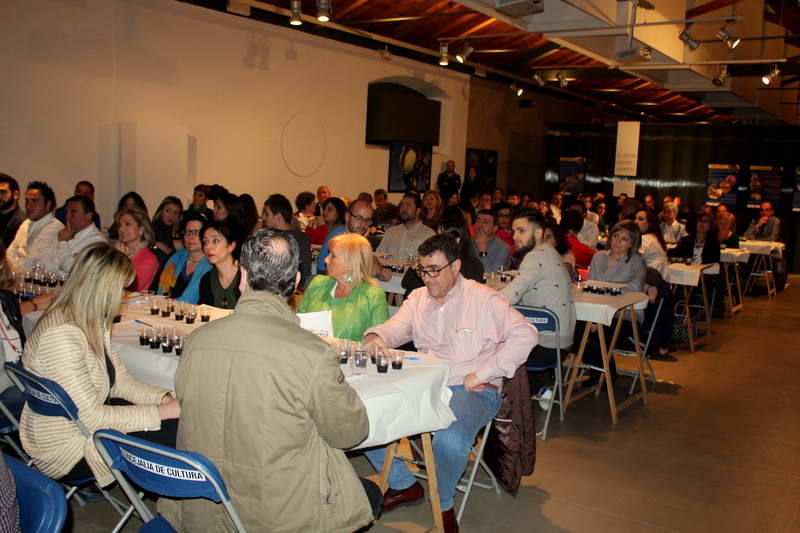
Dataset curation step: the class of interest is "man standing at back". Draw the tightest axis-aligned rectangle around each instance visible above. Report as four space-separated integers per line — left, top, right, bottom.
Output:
161 231 380 532
376 193 435 259
7 181 64 271
0 174 25 247
437 160 461 202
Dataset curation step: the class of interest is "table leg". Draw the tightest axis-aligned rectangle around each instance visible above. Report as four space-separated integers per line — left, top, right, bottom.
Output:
744 254 765 296
421 433 444 533
595 322 619 424
683 285 695 352
698 273 712 337
563 322 592 413
378 441 400 493
734 263 744 312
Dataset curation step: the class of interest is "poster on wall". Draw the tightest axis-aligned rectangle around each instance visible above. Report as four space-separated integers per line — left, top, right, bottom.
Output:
558 157 587 196
387 142 432 193
746 165 782 209
464 148 498 196
705 163 739 208
793 168 800 212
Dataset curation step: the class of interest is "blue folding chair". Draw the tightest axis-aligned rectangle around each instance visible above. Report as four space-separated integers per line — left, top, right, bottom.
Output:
94 429 247 533
514 305 566 441
3 361 132 521
4 454 67 533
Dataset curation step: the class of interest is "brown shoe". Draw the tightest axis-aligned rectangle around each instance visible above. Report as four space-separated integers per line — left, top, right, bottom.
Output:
442 508 459 533
382 481 425 513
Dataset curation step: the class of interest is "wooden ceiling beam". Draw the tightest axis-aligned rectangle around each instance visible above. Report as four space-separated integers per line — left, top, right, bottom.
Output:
686 0 743 20
335 0 372 20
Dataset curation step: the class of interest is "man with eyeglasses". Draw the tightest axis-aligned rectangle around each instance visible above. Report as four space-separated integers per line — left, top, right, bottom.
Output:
342 199 392 281
362 234 537 533
743 201 781 242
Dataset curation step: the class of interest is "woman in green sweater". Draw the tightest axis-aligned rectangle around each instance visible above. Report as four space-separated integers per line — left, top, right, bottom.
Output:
298 233 388 341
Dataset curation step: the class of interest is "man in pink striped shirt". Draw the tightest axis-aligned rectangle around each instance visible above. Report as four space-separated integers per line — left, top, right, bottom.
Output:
363 234 537 532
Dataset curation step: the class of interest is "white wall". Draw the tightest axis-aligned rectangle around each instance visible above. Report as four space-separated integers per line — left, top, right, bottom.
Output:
0 0 470 222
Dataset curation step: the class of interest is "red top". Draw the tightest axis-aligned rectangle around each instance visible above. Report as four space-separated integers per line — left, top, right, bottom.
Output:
567 234 595 269
130 247 159 291
305 225 329 246
496 228 515 255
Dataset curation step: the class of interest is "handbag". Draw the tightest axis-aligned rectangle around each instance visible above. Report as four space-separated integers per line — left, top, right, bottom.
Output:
670 312 695 345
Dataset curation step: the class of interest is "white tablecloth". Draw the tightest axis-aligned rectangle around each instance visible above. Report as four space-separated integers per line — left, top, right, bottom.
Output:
24 295 455 450
740 240 785 256
668 263 718 287
573 290 649 326
720 248 751 263
377 274 404 296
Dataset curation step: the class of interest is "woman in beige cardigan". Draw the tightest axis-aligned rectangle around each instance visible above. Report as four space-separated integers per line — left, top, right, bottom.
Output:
19 243 180 487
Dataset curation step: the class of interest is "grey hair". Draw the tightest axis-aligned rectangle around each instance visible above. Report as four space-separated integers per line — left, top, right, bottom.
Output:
240 229 299 298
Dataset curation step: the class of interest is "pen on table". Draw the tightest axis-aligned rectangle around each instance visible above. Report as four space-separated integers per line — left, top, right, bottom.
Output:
135 319 153 328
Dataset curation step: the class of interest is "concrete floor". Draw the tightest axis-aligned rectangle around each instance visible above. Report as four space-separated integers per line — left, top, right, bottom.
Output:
24 277 800 532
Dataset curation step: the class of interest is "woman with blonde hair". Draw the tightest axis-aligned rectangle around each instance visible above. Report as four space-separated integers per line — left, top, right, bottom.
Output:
114 207 160 291
421 190 443 230
298 233 388 341
19 243 179 487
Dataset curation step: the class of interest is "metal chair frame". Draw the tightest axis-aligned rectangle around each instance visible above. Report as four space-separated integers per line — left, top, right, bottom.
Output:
615 298 664 395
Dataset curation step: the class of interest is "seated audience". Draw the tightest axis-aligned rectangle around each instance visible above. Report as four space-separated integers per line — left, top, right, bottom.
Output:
743 201 781 242
477 192 493 211
212 192 247 231
581 221 647 385
54 180 101 229
0 173 25 248
262 194 312 288
643 193 656 212
668 212 720 265
44 196 107 276
568 201 599 249
461 167 481 203
421 190 443 230
362 234 537 532
660 202 687 244
494 202 515 253
294 191 317 231
594 201 608 234
239 193 260 235
500 210 576 398
560 210 595 269
543 224 579 282
156 213 212 303
549 193 563 223
402 207 484 297
314 185 332 216
492 187 504 205
376 193 435 259
634 208 670 281
472 209 511 274
198 221 242 310
7 181 64 271
114 208 159 292
316 197 347 275
457 198 476 228
160 231 379 531
151 196 183 255
183 184 211 219
716 212 739 248
298 233 388 341
373 188 398 227
107 192 148 240
505 190 520 207
20 243 179 487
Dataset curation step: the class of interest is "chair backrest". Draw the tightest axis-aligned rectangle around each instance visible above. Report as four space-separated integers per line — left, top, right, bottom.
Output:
94 429 229 501
4 454 67 533
514 305 560 334
3 362 82 427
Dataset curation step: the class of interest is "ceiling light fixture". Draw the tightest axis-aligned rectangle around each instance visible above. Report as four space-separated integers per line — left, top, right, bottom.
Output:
510 83 524 97
556 72 568 88
289 0 302 26
316 0 331 22
712 64 729 86
532 71 545 87
716 22 741 50
439 42 449 66
678 25 700 51
455 42 474 64
761 64 779 85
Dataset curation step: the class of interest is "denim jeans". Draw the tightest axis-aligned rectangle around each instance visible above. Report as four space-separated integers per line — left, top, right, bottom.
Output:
364 385 502 511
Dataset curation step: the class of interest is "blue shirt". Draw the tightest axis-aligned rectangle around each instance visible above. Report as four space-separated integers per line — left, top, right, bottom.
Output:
316 225 346 274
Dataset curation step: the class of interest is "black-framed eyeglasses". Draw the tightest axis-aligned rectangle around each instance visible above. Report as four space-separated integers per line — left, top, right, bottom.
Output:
183 229 201 236
416 259 456 278
348 211 374 225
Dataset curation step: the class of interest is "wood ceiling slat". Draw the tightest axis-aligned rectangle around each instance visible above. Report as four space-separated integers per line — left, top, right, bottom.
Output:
685 0 742 20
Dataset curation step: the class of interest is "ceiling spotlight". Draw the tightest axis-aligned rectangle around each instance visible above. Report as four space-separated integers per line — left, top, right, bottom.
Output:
678 25 700 51
712 64 729 87
556 72 568 88
761 64 780 85
455 42 474 64
510 83 524 97
532 71 545 87
439 42 449 66
289 0 302 26
716 23 741 50
317 0 331 22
